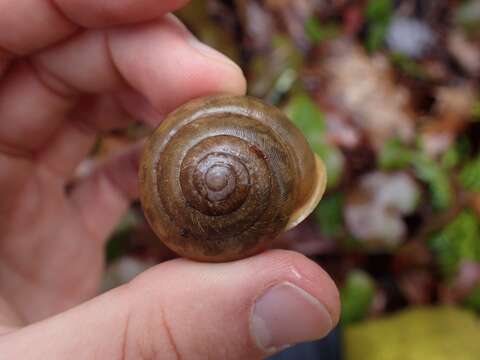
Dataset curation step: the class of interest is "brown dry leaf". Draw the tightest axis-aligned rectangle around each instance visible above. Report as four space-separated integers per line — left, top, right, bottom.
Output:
393 241 433 273
448 29 480 76
470 193 480 218
421 84 477 157
320 40 416 149
435 85 477 117
399 270 435 305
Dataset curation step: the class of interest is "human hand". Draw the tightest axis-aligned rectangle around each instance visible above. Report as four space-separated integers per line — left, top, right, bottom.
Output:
0 0 340 358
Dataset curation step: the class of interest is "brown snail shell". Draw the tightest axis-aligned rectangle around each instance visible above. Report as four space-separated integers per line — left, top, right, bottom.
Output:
139 95 326 262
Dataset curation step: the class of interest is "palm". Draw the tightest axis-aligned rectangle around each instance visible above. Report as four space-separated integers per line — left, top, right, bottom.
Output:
0 6 244 325
0 162 104 321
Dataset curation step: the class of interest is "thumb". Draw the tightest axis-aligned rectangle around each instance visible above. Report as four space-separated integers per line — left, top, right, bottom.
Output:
1 250 339 359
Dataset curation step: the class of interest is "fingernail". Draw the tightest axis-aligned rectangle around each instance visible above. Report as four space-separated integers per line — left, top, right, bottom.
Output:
188 37 242 71
251 282 333 353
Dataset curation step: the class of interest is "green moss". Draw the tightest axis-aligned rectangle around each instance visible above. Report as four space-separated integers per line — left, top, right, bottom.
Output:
345 307 480 360
428 211 480 277
412 155 452 210
460 156 480 192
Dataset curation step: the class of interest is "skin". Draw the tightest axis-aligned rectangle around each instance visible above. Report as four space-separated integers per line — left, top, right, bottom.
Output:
0 0 340 358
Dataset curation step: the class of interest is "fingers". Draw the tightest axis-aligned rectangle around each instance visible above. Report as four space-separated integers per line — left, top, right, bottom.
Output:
0 0 76 55
36 120 96 179
0 153 34 230
0 0 188 55
0 16 245 156
0 48 11 76
69 143 143 244
37 95 133 179
33 15 246 121
57 0 190 27
0 250 340 359
0 295 22 333
0 61 75 154
107 17 247 123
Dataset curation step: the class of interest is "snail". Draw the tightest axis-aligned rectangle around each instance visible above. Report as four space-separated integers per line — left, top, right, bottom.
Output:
139 95 326 262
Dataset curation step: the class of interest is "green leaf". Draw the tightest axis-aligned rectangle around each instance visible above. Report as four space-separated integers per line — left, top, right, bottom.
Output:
341 270 375 324
314 193 344 237
463 285 480 312
366 23 389 53
412 155 452 210
429 211 480 277
364 0 393 52
441 147 460 170
366 0 393 21
287 94 326 134
379 138 415 170
317 145 345 189
305 17 340 44
286 94 344 188
441 136 471 169
460 156 480 192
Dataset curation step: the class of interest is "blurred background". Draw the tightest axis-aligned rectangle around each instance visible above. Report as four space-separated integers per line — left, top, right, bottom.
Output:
91 0 480 359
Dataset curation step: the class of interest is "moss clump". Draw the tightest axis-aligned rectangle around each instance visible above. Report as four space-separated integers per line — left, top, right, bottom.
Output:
345 307 480 360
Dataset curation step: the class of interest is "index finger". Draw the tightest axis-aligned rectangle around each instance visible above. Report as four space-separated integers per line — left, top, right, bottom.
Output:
0 0 188 55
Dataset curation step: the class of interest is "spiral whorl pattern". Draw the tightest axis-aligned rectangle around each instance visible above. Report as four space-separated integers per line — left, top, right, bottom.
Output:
140 96 320 262
180 137 256 216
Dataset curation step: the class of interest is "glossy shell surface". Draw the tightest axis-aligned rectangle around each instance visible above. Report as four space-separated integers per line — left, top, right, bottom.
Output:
139 95 325 262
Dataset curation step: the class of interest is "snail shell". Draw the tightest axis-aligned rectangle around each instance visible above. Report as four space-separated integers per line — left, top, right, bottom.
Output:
139 95 326 262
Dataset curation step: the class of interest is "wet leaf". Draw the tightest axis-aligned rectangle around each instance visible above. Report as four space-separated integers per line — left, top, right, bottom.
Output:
314 192 344 237
286 94 344 187
379 138 415 170
305 17 340 44
341 270 375 324
365 0 393 21
365 0 393 52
